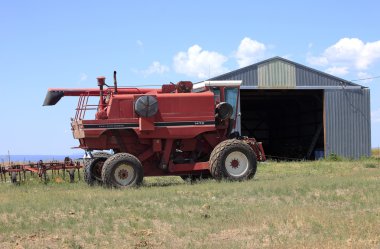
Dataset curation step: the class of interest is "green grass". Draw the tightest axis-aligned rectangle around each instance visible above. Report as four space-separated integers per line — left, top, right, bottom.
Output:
1 158 380 248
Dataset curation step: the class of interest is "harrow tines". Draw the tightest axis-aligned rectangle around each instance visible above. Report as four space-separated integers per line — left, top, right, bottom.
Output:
1 157 83 185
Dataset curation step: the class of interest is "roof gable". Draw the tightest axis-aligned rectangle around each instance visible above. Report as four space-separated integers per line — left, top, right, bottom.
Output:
210 56 364 88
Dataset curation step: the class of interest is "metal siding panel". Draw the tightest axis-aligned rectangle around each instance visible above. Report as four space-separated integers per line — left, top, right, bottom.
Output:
258 61 295 88
296 67 342 86
212 66 258 86
324 89 371 158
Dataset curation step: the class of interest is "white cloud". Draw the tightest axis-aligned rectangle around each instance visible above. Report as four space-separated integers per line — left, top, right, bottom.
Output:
141 61 169 76
235 37 266 67
80 73 88 81
372 108 380 123
173 45 228 78
356 72 373 84
136 40 143 48
325 66 349 76
281 54 293 60
77 73 88 84
306 53 329 66
308 38 380 71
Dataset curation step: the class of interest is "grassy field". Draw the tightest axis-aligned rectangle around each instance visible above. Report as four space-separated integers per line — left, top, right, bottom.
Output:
0 158 379 249
373 148 380 158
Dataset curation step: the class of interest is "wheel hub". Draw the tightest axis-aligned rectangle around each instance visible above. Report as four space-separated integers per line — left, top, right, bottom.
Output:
114 163 135 186
225 151 249 177
230 159 239 168
118 169 129 179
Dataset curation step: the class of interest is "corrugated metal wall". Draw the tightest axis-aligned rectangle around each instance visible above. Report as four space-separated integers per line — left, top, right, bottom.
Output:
258 60 296 88
296 67 343 86
324 88 371 158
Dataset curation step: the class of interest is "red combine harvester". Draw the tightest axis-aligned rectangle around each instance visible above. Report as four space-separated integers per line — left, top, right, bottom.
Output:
43 72 265 188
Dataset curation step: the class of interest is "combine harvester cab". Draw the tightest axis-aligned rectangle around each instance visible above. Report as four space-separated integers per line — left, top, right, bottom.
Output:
43 72 265 188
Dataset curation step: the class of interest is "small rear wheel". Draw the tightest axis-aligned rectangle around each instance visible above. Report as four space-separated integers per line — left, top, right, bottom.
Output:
209 139 257 181
101 153 143 188
84 151 111 185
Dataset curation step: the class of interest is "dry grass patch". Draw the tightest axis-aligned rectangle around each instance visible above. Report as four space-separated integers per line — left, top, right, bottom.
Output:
0 158 379 248
372 148 380 158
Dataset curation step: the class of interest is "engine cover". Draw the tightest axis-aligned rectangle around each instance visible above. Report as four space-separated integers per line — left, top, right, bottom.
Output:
134 95 158 117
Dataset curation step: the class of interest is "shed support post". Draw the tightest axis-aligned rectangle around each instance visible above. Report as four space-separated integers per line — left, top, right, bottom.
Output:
306 123 323 159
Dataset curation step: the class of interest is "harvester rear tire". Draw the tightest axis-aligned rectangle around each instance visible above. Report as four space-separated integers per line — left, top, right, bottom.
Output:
101 153 143 188
84 152 111 186
209 139 257 181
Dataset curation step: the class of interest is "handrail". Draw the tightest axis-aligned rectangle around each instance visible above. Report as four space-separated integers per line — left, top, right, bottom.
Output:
74 93 109 120
75 93 90 120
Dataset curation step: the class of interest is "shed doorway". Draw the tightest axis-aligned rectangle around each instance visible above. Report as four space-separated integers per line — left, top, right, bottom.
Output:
240 89 324 160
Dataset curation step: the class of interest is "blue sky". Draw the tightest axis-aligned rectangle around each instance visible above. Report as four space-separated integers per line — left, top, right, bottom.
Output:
1 0 379 155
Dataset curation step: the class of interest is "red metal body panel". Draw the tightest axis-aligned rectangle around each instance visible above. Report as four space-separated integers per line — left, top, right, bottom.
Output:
168 162 209 172
44 79 265 178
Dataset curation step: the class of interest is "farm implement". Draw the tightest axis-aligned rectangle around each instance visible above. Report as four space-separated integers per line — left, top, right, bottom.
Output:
0 157 82 184
43 72 266 188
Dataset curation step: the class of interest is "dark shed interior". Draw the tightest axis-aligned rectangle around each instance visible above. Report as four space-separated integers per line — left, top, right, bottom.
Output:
240 90 324 160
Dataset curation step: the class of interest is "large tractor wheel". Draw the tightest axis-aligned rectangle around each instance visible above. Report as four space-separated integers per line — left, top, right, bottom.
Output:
84 151 111 185
209 139 257 181
101 153 143 188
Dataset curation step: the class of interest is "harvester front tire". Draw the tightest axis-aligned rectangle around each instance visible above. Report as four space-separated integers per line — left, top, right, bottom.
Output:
84 152 111 185
101 153 143 188
209 139 257 181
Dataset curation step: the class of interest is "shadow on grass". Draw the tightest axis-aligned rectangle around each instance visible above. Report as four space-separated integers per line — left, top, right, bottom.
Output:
141 176 214 188
142 181 185 188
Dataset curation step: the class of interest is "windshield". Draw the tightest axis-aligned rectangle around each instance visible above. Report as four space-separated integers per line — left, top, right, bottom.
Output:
210 87 221 103
224 87 238 119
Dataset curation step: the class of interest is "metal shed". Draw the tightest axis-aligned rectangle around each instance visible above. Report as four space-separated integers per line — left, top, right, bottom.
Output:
210 57 371 159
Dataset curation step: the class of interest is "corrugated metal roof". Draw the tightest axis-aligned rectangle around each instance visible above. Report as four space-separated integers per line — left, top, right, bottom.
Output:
212 65 258 86
324 88 371 158
296 66 346 87
210 56 364 88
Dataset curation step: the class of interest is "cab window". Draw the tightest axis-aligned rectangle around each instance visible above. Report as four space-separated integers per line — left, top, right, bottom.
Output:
210 87 221 103
224 87 238 119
